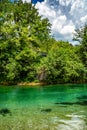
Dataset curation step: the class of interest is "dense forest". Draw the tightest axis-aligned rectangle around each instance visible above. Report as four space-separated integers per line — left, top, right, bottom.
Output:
0 0 87 84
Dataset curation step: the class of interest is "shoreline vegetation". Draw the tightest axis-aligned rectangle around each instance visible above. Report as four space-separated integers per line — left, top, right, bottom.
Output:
0 1 87 85
0 81 87 87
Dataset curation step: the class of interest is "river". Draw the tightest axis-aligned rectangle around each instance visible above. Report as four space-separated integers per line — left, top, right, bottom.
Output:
0 84 87 130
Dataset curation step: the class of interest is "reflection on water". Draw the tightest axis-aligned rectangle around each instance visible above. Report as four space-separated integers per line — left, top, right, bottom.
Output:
0 84 87 130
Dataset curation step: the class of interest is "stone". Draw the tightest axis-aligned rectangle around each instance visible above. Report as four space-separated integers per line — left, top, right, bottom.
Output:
41 108 52 113
0 108 11 116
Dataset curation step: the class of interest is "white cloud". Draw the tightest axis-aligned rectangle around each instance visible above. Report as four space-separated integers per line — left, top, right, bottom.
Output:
59 0 71 6
36 2 56 19
52 15 67 32
69 0 85 22
22 0 31 2
35 0 87 43
60 25 75 35
80 15 87 23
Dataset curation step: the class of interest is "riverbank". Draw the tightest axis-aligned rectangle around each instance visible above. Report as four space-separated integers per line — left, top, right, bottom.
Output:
0 81 86 88
18 82 47 86
0 81 47 87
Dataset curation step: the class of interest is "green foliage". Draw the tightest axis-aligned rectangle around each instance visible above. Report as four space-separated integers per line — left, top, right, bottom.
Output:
37 41 85 83
0 1 87 84
0 1 50 82
73 24 87 81
73 25 87 65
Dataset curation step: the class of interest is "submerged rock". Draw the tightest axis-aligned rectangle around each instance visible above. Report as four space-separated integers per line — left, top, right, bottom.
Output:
0 108 11 116
41 108 52 113
79 101 87 105
55 101 87 106
77 95 87 100
55 102 74 105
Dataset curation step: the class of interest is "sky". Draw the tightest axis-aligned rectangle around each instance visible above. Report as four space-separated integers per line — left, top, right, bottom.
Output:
32 0 44 4
23 0 87 44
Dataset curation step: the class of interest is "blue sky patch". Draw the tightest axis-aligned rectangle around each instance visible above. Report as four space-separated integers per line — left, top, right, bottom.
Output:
32 0 44 4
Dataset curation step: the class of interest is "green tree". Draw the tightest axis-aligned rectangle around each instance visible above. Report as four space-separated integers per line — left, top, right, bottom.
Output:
0 1 51 82
37 41 85 83
73 24 87 81
73 24 87 65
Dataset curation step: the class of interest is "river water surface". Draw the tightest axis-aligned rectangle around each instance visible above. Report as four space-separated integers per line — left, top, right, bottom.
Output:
0 84 87 130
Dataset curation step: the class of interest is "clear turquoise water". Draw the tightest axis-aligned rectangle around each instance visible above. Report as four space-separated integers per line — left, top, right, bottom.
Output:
0 84 87 130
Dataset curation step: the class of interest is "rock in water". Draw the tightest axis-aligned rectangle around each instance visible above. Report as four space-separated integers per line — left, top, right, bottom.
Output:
41 108 52 113
0 108 11 116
